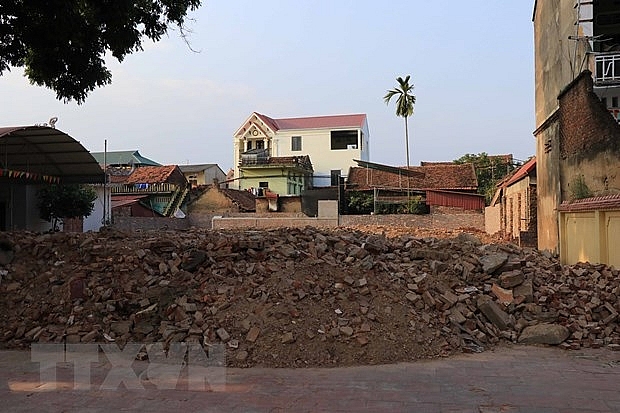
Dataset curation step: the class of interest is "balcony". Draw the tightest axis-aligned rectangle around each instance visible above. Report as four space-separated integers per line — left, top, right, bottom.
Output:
594 53 620 85
240 148 271 166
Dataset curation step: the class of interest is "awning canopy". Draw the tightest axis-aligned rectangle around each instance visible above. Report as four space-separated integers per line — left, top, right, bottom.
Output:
0 125 104 184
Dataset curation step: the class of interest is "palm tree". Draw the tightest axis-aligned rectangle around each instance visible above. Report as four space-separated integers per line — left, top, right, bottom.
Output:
384 75 416 172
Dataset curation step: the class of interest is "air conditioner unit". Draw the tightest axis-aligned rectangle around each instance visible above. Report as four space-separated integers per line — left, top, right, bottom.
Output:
347 144 357 149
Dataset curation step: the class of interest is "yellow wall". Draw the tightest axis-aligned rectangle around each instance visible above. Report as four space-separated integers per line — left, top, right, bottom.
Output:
559 210 620 266
239 168 288 195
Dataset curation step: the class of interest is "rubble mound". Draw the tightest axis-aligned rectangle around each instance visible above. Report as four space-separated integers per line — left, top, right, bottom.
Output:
0 226 618 367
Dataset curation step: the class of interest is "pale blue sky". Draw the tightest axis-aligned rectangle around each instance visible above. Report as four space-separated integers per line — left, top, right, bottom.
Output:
0 1 535 171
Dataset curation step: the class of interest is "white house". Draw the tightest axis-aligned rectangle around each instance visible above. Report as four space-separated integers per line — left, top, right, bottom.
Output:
232 112 370 188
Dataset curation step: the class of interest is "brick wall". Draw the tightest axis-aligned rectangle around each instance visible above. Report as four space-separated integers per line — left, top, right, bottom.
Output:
112 217 190 232
559 71 620 159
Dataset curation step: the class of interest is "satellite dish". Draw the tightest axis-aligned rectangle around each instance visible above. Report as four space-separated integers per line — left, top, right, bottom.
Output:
49 117 58 128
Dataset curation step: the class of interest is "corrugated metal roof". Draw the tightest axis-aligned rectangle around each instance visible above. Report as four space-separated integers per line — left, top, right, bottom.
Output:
91 150 161 166
178 164 220 173
0 125 104 183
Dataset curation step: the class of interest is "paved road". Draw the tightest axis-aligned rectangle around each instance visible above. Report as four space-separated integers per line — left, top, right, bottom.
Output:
0 344 619 412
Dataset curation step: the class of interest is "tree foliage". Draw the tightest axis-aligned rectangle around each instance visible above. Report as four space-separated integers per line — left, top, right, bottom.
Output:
0 0 201 103
37 184 97 230
453 152 517 204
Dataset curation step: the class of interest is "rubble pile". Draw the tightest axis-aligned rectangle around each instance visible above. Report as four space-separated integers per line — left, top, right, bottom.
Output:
0 226 618 367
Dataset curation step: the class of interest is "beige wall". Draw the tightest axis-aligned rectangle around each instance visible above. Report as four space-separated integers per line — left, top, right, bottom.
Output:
484 204 501 235
559 210 620 266
504 179 532 238
536 120 562 252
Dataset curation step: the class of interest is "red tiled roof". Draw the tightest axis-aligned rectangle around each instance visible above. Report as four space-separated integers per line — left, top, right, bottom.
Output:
347 163 478 191
255 112 366 131
558 194 620 212
125 165 178 184
504 157 536 187
265 155 313 171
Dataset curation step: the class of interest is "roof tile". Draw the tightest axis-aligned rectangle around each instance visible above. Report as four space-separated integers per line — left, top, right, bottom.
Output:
347 163 478 191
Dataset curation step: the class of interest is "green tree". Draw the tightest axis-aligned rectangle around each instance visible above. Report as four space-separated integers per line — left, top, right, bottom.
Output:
384 75 416 171
346 191 374 214
37 184 97 231
454 152 517 204
0 0 201 103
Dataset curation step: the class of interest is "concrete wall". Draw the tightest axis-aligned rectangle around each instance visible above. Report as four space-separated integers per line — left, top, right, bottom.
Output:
559 210 620 267
534 0 589 127
340 212 484 231
112 217 190 232
485 204 501 235
212 200 339 229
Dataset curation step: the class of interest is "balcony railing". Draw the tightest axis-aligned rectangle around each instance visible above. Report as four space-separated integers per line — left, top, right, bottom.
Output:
595 53 620 84
240 148 270 166
110 182 178 194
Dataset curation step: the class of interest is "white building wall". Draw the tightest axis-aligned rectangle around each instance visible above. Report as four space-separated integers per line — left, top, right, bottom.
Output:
275 122 369 187
83 186 110 232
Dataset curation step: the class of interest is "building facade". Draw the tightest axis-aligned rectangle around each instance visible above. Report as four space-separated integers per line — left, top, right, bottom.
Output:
533 0 620 254
232 112 370 189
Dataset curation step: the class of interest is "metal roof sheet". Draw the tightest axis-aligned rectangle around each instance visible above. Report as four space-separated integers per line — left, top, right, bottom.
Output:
0 126 104 183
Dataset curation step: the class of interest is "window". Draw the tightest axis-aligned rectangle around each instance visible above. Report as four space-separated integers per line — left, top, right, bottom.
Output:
613 96 619 107
330 130 358 150
291 136 302 151
256 140 265 149
246 140 253 151
259 182 269 188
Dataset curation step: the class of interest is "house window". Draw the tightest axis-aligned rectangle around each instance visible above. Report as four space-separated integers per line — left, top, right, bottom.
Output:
613 96 619 107
602 97 608 107
256 140 265 149
330 170 341 186
291 136 302 151
246 140 253 151
330 130 358 150
259 181 269 188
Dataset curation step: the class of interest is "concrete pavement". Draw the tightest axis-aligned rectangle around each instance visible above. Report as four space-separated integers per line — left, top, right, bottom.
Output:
0 344 619 412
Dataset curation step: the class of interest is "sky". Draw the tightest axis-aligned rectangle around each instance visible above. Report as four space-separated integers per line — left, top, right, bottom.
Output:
0 1 535 172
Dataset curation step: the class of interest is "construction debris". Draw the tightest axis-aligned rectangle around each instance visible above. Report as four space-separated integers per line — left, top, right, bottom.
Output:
0 226 618 367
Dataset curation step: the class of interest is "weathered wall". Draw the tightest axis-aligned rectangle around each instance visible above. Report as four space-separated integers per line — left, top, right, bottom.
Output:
535 114 562 252
256 196 302 213
112 217 190 232
558 73 620 197
485 204 501 235
534 0 589 127
212 216 338 230
340 213 484 231
188 186 238 213
559 210 620 267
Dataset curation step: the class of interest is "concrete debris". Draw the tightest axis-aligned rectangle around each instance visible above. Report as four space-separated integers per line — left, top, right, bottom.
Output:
0 226 619 368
